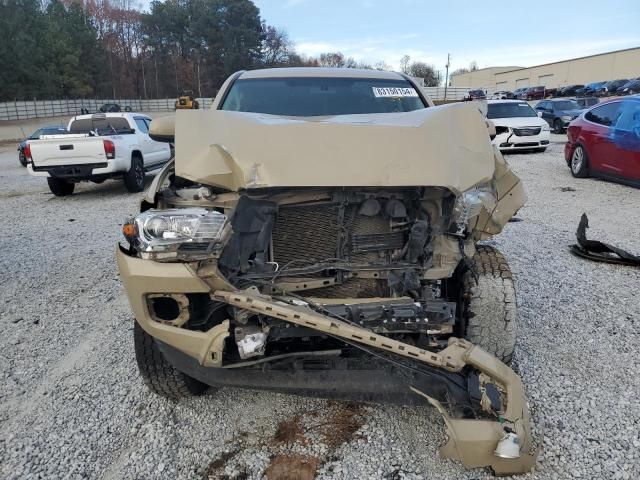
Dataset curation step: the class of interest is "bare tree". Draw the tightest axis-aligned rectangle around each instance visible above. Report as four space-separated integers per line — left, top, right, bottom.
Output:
374 60 391 71
261 25 294 66
408 62 439 87
319 52 346 68
399 55 410 74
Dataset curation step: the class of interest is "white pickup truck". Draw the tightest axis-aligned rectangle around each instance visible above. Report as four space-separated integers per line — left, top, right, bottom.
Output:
25 113 172 196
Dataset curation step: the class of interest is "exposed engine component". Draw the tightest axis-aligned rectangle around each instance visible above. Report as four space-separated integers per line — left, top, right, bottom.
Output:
235 324 268 359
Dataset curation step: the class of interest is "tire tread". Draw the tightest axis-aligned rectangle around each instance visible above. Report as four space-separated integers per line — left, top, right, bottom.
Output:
462 245 517 364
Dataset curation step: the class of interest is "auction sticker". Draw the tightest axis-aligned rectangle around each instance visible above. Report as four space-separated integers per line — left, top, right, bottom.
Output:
372 87 419 97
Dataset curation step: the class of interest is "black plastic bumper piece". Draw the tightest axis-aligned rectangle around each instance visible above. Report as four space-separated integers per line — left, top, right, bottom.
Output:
32 163 109 180
158 341 479 409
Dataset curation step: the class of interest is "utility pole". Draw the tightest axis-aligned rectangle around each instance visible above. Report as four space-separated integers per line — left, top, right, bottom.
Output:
141 51 147 99
197 60 202 99
109 50 116 99
174 55 179 97
444 53 451 100
154 56 159 98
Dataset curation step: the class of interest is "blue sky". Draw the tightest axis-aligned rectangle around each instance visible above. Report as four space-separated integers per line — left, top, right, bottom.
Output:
253 0 640 73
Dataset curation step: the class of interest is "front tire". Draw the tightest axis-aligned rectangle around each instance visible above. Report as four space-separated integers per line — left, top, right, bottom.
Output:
460 246 517 364
134 322 208 400
124 156 145 192
570 145 589 178
47 177 75 196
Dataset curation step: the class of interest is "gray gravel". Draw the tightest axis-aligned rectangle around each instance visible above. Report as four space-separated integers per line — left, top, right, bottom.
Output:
1 133 639 479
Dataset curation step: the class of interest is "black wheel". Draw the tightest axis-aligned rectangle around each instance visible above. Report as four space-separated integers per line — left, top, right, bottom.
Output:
134 322 208 400
124 106 132 112
570 145 589 178
553 119 564 134
193 101 199 109
47 177 75 196
124 156 145 192
459 245 517 364
18 152 27 167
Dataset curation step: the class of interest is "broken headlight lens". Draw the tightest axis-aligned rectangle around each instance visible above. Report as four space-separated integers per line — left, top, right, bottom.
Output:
127 208 227 257
452 188 497 236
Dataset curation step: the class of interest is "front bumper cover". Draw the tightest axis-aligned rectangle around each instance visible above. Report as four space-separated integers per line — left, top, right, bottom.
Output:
117 246 539 475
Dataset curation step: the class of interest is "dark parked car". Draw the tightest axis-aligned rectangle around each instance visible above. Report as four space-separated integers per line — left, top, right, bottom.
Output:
98 103 132 113
595 79 629 97
580 81 606 97
574 97 599 109
99 103 121 112
544 87 558 98
557 85 584 97
535 98 585 133
511 87 526 99
565 97 640 187
617 79 640 96
524 86 546 100
463 89 487 101
17 125 67 166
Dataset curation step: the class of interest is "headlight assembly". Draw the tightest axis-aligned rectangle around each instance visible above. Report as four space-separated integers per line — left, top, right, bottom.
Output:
452 188 497 236
561 115 572 121
123 208 229 260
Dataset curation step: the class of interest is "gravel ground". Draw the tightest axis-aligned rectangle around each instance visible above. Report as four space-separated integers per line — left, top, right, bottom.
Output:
1 134 639 480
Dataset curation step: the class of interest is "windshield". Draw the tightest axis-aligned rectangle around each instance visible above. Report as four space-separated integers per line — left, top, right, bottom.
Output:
554 100 581 110
487 102 537 119
220 77 426 116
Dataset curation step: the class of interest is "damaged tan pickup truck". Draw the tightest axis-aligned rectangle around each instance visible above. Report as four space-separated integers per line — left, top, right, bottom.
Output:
117 68 537 475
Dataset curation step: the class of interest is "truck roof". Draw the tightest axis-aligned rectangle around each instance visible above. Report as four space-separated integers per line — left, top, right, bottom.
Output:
70 112 147 121
239 67 407 81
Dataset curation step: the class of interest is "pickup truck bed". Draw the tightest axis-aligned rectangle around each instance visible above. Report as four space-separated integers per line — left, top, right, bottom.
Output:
26 113 172 196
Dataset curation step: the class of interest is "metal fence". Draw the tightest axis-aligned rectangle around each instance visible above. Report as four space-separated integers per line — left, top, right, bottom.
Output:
0 88 491 121
0 98 215 121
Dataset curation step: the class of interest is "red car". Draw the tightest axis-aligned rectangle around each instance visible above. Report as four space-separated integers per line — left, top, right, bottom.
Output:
565 97 640 187
524 85 546 100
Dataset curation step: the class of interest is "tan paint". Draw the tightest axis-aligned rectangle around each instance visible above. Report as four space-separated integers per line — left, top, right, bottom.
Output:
173 103 495 192
116 246 229 367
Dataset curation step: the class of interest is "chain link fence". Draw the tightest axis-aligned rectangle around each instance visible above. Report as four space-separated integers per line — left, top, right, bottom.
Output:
0 98 215 121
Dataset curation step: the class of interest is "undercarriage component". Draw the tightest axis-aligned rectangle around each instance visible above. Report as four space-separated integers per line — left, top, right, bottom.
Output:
571 213 640 267
212 288 538 475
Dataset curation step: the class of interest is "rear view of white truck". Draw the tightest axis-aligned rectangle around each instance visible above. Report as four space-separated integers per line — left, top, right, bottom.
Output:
24 113 172 196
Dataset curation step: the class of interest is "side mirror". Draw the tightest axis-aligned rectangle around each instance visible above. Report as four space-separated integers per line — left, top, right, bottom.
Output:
486 119 497 140
149 115 175 143
537 111 543 117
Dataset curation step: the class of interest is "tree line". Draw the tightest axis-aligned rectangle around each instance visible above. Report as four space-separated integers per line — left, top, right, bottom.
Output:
0 0 441 101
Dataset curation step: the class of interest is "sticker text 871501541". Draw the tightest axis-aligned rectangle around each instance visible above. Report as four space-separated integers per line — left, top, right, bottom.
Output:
372 87 419 98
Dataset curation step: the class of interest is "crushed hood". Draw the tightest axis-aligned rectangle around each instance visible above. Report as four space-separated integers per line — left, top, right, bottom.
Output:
174 103 496 192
